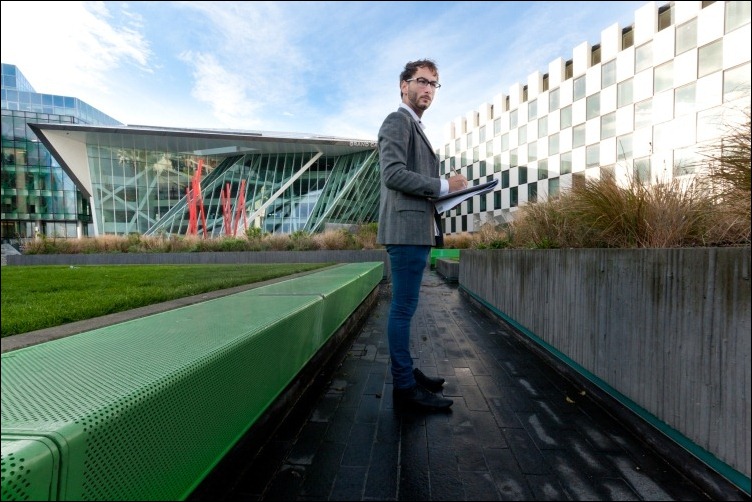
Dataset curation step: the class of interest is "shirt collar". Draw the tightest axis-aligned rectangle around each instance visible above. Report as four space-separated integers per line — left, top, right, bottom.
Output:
399 103 425 130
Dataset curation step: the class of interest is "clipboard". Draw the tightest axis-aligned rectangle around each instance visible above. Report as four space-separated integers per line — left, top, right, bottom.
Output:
430 179 499 213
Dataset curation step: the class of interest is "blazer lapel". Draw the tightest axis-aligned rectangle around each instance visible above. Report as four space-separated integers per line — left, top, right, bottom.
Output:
398 107 434 150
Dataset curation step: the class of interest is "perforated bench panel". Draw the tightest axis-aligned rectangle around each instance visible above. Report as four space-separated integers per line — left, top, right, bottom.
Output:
1 261 383 500
1 436 61 501
249 262 383 346
2 294 323 500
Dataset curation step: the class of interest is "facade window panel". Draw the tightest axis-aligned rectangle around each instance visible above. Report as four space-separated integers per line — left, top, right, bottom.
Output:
538 116 548 138
601 112 616 139
473 146 479 163
658 4 673 31
549 88 560 111
500 133 509 151
479 125 486 143
479 193 486 211
565 60 573 79
479 160 487 177
494 117 501 135
586 93 600 120
654 61 674 93
560 105 572 129
573 123 586 148
467 164 474 180
510 149 518 168
622 26 634 49
676 19 697 56
586 144 600 168
592 45 601 66
635 42 652 73
726 0 751 33
486 140 494 158
549 132 560 155
494 190 501 210
674 82 696 116
617 133 633 166
528 141 537 162
455 138 460 151
538 159 549 180
501 170 510 188
724 63 751 102
467 198 473 214
674 146 704 176
519 165 528 184
529 99 537 121
617 78 633 108
549 177 560 198
573 76 586 101
494 154 501 172
561 151 572 174
635 98 653 129
634 156 651 183
518 125 527 146
510 186 518 208
602 60 616 88
528 182 538 203
698 39 723 78
510 109 518 129
467 132 473 147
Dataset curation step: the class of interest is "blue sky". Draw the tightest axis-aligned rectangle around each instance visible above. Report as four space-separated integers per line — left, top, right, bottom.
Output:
1 1 648 148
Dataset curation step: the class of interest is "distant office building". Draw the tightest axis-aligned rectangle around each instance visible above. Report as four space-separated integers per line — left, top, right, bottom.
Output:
2 64 379 239
1 63 121 239
438 1 750 235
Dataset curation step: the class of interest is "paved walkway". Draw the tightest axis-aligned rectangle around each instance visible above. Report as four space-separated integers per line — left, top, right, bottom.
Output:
191 270 717 501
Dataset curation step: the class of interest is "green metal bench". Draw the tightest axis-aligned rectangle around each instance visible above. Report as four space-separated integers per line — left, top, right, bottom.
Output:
1 262 383 500
429 248 460 268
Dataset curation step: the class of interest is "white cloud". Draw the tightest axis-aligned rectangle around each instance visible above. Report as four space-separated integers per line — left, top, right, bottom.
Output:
0 1 152 98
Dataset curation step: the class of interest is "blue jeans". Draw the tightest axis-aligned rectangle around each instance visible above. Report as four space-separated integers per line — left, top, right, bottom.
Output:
386 244 431 390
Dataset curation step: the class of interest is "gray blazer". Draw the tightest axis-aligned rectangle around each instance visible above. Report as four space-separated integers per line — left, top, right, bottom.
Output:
376 107 442 246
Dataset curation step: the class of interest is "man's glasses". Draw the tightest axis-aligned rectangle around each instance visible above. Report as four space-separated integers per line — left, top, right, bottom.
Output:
406 77 442 89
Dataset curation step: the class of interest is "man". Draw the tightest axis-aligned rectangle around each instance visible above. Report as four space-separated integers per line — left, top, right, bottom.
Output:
377 59 467 411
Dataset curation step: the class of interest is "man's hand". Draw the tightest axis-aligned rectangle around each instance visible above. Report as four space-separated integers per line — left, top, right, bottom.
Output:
448 174 468 193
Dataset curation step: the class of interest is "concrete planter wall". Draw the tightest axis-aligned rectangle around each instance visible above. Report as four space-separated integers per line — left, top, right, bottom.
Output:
459 247 751 494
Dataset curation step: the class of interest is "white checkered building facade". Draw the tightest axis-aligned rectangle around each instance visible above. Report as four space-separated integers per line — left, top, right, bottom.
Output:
439 1 750 235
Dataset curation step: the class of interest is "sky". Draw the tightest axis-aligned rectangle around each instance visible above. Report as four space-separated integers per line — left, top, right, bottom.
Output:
1 1 649 149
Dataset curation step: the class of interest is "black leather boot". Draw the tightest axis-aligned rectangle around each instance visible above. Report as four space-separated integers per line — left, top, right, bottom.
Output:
393 385 453 410
413 368 445 393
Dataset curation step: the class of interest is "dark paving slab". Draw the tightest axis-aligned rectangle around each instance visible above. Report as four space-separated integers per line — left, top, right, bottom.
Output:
192 270 727 501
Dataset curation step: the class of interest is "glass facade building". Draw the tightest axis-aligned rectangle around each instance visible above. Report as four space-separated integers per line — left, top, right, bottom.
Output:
28 123 380 238
1 63 122 240
438 1 751 235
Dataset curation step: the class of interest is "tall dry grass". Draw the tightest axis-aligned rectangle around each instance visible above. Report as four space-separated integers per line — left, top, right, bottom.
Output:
22 226 382 255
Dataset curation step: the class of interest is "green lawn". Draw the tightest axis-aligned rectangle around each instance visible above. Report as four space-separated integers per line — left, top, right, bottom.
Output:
1 263 331 337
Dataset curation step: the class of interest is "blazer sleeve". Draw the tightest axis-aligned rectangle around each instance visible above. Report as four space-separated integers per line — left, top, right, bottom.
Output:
378 111 442 198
